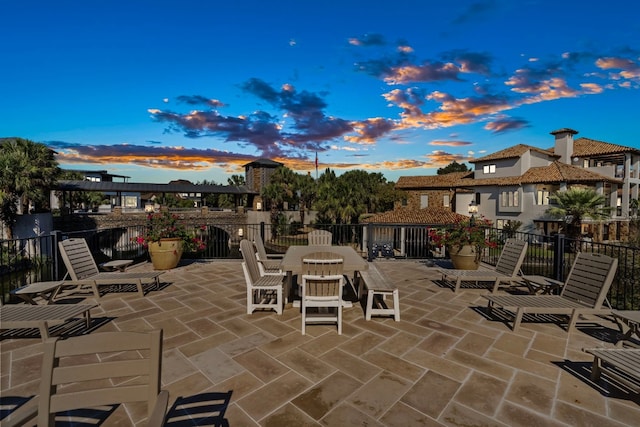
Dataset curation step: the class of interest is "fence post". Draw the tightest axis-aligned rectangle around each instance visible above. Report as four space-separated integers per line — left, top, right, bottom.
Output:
259 222 265 243
51 230 61 280
366 223 373 262
552 233 565 282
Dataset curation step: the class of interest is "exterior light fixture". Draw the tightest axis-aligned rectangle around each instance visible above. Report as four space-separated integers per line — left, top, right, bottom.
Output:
468 201 478 226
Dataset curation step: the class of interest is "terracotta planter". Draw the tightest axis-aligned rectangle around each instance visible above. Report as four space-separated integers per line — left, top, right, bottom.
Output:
448 244 480 270
148 238 183 270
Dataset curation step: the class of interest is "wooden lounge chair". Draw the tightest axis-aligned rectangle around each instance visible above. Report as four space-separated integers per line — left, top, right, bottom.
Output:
301 255 344 335
2 330 169 426
307 230 332 246
582 347 640 393
437 238 528 293
483 252 618 332
240 239 284 315
58 238 163 298
0 303 97 341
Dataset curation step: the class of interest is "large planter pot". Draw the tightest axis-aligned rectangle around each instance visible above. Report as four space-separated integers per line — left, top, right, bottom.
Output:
448 244 480 270
148 238 183 270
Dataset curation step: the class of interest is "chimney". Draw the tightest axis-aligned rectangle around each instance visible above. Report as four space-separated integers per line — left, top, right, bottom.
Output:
550 128 578 164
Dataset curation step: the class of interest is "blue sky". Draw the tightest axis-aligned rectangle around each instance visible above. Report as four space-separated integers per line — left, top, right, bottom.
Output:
2 0 639 184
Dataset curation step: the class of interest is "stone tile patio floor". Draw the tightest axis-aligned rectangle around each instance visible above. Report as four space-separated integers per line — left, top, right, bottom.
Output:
1 259 639 426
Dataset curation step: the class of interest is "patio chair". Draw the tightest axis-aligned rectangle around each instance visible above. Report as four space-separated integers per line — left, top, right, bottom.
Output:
58 238 163 298
240 239 284 315
0 303 98 341
582 347 640 393
252 234 283 274
483 252 618 332
437 238 528 293
307 230 332 246
301 255 344 335
2 330 168 427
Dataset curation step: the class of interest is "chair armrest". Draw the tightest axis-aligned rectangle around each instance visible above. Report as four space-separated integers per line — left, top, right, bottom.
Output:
0 398 38 427
266 254 284 259
147 390 170 427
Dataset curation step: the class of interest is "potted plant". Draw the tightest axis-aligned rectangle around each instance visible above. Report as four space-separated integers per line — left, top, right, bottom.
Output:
428 217 497 270
133 211 206 270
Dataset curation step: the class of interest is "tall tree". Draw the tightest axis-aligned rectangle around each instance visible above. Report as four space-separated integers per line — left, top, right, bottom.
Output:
0 138 60 238
261 166 297 237
296 173 316 227
437 161 470 175
546 187 612 239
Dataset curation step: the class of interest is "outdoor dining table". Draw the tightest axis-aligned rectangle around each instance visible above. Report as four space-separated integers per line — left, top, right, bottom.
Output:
280 245 368 305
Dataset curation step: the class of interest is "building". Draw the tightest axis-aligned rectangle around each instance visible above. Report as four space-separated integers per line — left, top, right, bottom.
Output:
244 158 283 211
395 128 640 242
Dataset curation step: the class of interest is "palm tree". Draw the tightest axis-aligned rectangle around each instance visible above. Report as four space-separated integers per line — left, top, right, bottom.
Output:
0 138 60 238
546 187 612 240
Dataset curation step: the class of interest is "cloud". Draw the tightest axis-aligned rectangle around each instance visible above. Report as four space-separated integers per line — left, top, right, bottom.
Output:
484 117 529 133
451 0 499 25
175 95 225 108
429 140 473 147
348 33 386 47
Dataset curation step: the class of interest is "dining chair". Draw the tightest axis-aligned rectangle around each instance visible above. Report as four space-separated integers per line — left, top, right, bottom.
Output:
300 255 344 335
307 230 332 246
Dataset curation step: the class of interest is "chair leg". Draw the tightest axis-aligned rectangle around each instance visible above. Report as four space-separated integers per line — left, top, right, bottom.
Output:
392 289 400 321
512 308 524 332
337 305 342 335
247 288 253 314
454 277 462 293
276 287 283 315
590 356 602 381
366 290 374 321
567 309 579 332
136 279 144 297
491 278 501 293
301 303 306 335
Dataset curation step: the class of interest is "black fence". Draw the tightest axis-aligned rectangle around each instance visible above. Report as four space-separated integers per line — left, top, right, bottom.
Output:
2 222 639 310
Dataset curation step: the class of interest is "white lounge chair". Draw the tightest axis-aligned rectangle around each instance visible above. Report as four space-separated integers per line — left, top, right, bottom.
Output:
484 252 618 332
58 238 163 298
437 238 528 293
0 303 97 341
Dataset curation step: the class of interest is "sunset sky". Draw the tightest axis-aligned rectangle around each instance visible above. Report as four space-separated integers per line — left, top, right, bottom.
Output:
2 0 639 184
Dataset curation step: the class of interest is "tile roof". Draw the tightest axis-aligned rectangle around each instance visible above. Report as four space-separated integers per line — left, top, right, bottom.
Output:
573 137 640 156
397 162 621 189
395 171 472 189
469 144 556 163
361 207 469 224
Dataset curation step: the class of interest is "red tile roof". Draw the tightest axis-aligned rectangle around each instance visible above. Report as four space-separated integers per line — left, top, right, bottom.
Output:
573 137 640 156
395 171 472 189
361 207 469 224
469 144 556 163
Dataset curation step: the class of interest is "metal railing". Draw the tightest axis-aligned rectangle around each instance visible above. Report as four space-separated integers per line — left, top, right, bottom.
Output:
2 222 639 309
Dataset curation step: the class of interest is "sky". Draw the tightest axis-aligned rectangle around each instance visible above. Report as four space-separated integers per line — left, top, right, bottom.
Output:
2 0 639 185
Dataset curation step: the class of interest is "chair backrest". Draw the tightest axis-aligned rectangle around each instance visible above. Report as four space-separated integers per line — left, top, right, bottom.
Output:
58 238 100 280
240 239 261 283
494 238 528 276
302 255 344 299
308 230 332 246
302 274 344 298
37 330 163 426
560 252 618 308
302 253 344 276
253 233 270 261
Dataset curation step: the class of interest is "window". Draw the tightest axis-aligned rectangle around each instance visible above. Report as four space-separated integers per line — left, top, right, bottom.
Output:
420 194 428 208
501 191 519 207
536 189 549 205
483 164 496 174
443 194 450 207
